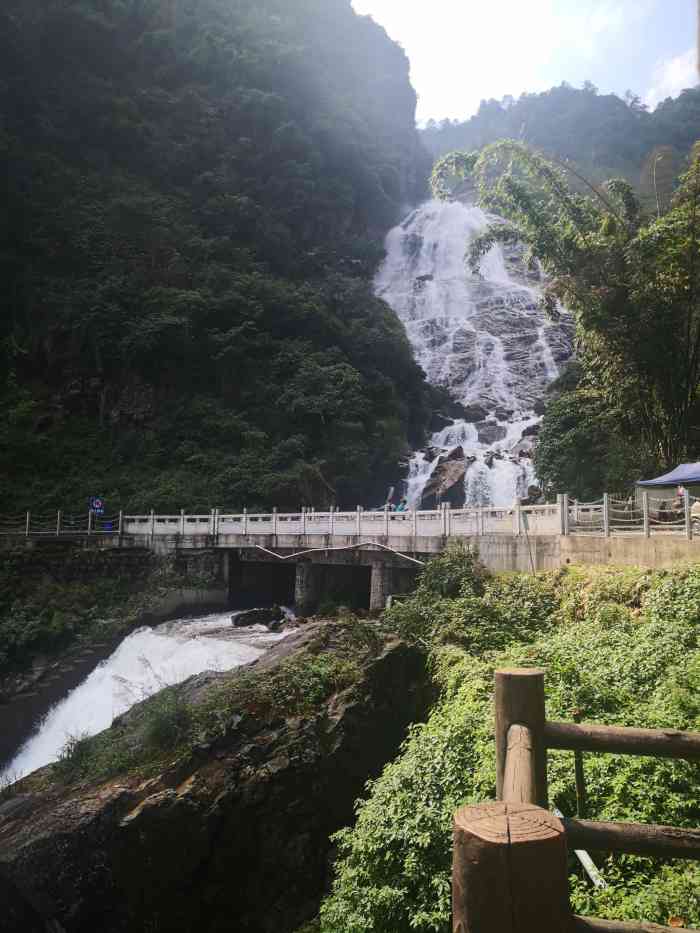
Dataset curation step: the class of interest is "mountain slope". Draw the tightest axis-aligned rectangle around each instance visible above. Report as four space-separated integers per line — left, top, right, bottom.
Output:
0 0 433 512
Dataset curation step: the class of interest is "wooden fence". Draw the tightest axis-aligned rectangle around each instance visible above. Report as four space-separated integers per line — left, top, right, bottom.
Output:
452 669 700 932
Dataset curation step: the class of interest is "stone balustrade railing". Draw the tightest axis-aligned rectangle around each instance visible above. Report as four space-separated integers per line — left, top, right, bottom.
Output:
2 492 698 540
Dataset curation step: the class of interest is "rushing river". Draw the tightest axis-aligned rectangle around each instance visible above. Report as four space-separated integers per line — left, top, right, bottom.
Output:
2 612 286 782
376 199 573 507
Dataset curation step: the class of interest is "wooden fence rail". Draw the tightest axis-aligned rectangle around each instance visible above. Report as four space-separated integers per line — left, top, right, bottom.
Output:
452 668 699 932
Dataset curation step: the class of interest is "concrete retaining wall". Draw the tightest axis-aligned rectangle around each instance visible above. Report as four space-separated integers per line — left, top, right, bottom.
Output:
139 588 229 623
467 533 700 572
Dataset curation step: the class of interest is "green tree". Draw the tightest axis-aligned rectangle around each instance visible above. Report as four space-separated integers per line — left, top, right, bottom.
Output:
432 139 700 469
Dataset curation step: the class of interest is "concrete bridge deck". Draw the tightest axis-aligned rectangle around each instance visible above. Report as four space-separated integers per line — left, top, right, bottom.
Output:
5 499 700 610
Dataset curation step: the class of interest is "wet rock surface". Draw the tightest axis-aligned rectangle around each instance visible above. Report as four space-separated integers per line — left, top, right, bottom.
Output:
0 624 432 933
376 199 574 507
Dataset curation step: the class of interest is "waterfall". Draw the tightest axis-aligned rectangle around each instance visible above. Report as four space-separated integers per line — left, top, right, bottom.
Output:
376 200 572 507
1 613 287 782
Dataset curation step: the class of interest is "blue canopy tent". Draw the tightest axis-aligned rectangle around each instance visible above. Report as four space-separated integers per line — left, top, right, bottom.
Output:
636 463 700 487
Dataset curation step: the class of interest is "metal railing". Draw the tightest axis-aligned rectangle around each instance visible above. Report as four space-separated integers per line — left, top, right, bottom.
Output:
452 668 700 932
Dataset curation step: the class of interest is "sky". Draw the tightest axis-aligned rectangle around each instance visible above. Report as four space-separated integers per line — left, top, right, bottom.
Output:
350 0 698 123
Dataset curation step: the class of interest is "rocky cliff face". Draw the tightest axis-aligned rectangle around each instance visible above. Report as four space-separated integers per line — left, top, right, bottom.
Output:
0 623 432 933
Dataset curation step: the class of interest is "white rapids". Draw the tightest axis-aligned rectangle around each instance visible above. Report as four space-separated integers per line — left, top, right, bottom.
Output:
2 612 287 782
375 199 572 507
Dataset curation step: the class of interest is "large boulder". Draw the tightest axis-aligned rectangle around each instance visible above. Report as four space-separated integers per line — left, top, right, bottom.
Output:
0 624 432 933
420 459 467 508
475 421 507 445
231 607 284 628
460 403 489 423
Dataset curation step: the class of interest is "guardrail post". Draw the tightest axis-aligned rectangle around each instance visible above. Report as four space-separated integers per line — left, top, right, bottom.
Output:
495 668 548 808
87 509 93 536
452 801 570 932
301 507 307 536
412 505 417 538
329 505 334 536
384 504 390 536
514 498 522 536
603 493 610 537
243 507 248 536
180 508 185 536
214 507 220 540
446 502 452 536
118 510 124 541
559 493 569 536
684 489 692 539
25 511 30 537
642 490 650 538
272 506 278 536
56 510 62 536
150 509 155 543
356 505 362 536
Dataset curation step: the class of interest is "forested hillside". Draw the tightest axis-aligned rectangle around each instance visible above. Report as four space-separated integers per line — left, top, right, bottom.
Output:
0 0 433 513
422 83 700 193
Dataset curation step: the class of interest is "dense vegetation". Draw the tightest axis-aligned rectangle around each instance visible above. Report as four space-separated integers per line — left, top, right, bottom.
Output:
432 140 700 492
0 547 218 679
0 0 434 514
422 82 700 195
318 550 700 930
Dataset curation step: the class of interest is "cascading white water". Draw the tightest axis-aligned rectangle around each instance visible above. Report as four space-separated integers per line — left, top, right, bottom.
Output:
2 613 287 782
375 200 572 507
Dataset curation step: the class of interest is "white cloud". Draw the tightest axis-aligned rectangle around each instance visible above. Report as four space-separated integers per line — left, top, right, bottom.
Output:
646 47 697 109
351 0 659 121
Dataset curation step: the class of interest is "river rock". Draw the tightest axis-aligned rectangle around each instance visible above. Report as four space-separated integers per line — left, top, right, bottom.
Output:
475 421 507 445
231 607 283 628
420 459 467 508
521 423 540 438
0 624 433 933
429 412 453 433
460 403 489 423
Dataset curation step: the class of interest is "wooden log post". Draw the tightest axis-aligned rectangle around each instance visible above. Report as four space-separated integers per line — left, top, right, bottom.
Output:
573 918 692 932
495 669 548 808
452 802 570 933
25 511 30 537
562 817 700 860
544 721 700 760
503 725 537 804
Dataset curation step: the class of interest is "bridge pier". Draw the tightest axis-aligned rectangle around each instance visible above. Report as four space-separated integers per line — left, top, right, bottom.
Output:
294 561 323 615
369 560 393 612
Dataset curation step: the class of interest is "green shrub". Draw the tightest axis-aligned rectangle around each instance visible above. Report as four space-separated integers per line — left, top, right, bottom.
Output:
320 565 700 932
